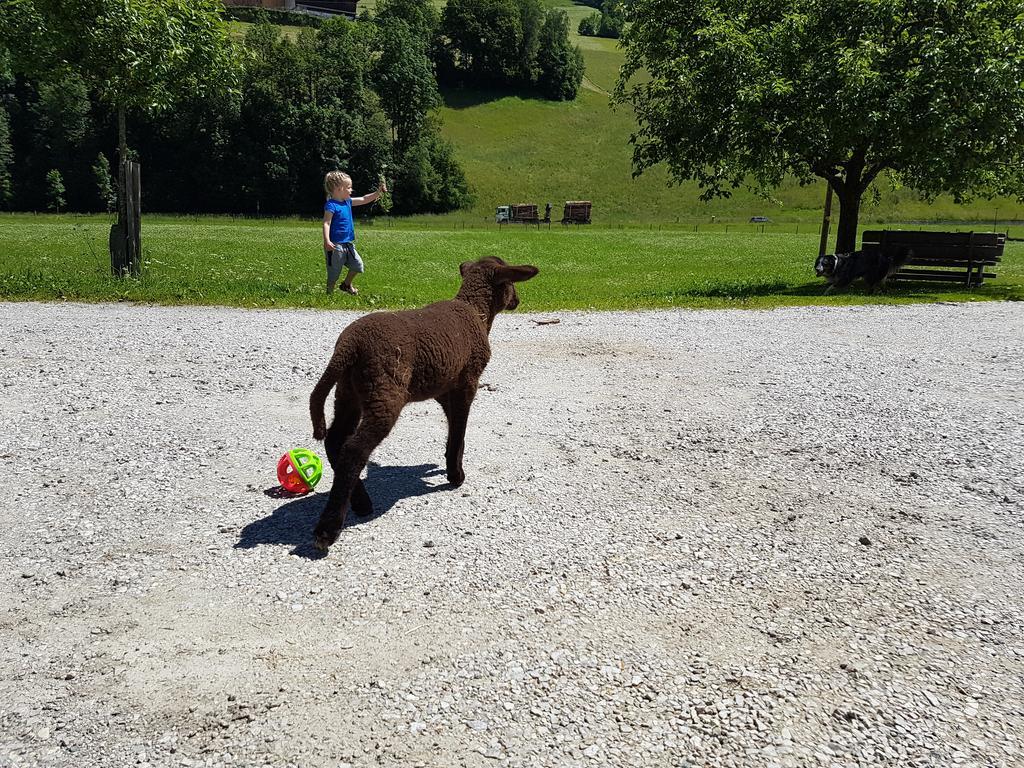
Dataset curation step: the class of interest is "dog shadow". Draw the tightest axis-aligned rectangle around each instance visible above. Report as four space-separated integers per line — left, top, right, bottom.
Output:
235 462 448 558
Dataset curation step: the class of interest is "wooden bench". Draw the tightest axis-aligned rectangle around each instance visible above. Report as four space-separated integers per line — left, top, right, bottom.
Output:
861 230 1005 287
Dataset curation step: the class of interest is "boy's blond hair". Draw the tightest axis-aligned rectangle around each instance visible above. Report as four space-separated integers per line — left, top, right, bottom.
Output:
324 170 351 196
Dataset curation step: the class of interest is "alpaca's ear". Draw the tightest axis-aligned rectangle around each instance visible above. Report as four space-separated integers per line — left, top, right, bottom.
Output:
459 260 474 277
494 264 539 283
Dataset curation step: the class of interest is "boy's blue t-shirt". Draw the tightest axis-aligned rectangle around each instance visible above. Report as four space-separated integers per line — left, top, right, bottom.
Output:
325 198 355 244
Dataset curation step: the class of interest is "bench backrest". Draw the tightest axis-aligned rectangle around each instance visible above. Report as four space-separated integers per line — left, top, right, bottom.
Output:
862 230 1005 263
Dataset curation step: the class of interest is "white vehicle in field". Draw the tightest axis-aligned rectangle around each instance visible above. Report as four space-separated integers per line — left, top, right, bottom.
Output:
495 205 511 224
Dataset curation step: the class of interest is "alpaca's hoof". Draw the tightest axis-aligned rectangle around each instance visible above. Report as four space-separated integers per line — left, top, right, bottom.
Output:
313 528 337 553
350 487 374 518
447 468 465 488
351 493 374 517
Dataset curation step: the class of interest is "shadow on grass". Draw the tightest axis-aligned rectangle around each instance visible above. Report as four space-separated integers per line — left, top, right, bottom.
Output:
632 279 820 301
631 278 1024 303
441 85 554 110
235 461 448 558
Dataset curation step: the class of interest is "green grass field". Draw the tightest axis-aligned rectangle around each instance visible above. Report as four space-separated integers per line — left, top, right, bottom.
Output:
1 214 1020 310
228 20 310 41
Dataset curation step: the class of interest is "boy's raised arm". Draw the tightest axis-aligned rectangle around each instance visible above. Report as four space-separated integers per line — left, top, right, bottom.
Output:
352 180 386 207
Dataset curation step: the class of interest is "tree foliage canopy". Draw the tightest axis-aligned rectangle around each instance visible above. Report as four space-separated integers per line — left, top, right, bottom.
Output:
0 12 472 216
537 9 585 101
374 0 440 41
616 0 1024 250
372 16 441 151
438 0 582 98
1 0 237 112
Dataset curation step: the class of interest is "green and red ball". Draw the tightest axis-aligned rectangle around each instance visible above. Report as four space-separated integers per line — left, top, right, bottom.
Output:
276 448 323 494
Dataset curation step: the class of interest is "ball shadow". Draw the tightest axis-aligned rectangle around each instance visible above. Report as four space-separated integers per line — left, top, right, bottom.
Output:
235 461 449 558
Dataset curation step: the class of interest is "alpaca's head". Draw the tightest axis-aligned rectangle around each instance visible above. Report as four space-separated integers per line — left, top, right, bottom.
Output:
459 256 539 317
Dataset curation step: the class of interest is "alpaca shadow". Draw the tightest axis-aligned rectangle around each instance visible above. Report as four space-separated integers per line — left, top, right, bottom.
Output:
234 462 448 559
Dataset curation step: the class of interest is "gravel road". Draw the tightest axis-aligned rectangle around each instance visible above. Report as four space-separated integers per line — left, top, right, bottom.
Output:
1 300 1023 768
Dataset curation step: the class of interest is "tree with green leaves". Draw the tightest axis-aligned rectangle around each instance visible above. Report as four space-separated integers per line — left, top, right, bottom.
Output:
45 168 64 212
33 74 94 208
536 9 584 101
578 1 625 39
374 0 439 41
438 0 525 87
578 14 599 36
0 49 12 209
513 0 544 87
2 0 237 269
616 0 1024 253
438 0 579 97
392 120 473 214
372 16 440 152
2 0 235 164
235 18 388 214
0 104 12 209
93 152 115 213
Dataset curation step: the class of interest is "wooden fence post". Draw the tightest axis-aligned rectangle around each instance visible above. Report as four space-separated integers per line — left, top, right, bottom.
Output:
110 159 142 277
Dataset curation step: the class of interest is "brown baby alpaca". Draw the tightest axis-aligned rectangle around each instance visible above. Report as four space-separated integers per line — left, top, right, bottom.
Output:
308 256 539 553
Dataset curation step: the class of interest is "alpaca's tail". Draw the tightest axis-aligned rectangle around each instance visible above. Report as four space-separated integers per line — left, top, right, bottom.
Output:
310 339 355 441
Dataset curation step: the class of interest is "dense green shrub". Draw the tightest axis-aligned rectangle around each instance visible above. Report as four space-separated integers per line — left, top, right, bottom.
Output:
391 123 474 214
44 168 64 212
577 1 624 39
92 153 115 213
578 13 599 36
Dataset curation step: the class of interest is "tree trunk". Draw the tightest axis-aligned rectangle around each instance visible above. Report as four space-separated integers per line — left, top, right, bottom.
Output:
818 184 833 257
117 106 127 227
118 107 127 181
834 184 862 254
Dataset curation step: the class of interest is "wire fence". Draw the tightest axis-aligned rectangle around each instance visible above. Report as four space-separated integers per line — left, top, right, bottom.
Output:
6 209 1019 240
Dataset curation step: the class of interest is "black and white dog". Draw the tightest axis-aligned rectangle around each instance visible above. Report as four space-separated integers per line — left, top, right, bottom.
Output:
814 247 913 293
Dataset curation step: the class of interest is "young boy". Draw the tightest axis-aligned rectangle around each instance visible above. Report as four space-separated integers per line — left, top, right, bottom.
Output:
322 171 386 295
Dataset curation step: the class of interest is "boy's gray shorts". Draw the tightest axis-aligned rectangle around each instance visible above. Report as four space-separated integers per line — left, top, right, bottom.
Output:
326 242 364 281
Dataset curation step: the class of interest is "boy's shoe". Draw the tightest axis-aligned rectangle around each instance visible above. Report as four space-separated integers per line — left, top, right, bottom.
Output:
340 284 359 295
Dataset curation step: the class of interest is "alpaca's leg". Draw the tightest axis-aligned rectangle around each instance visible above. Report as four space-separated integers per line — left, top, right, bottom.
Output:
438 385 477 487
324 391 373 516
313 401 401 552
324 392 359 469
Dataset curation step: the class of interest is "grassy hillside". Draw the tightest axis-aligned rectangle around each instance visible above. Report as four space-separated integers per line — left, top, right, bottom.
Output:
435 2 1024 227
439 86 1024 227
